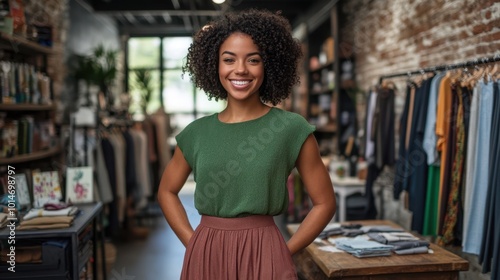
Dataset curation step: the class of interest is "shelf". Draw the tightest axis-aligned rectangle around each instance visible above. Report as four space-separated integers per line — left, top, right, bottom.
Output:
0 145 62 165
0 32 55 55
0 103 56 111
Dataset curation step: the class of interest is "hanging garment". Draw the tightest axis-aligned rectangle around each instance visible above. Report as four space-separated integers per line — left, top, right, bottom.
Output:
101 138 120 237
438 86 467 245
462 81 494 255
454 86 472 245
373 87 395 169
122 130 138 200
422 73 445 236
479 82 499 277
129 129 152 209
423 165 440 235
95 142 114 204
407 78 433 233
462 85 480 244
151 109 172 175
362 163 381 219
143 117 160 189
364 90 378 163
394 84 414 200
108 132 127 225
423 73 445 165
435 76 452 232
363 86 395 220
438 83 459 235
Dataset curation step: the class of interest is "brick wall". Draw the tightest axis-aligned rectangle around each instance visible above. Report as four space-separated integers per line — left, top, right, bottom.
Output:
340 0 500 92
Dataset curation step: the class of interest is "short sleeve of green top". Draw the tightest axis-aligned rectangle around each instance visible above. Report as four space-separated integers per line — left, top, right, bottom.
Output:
175 107 315 217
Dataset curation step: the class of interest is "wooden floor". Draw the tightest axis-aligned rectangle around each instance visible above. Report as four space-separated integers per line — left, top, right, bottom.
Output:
111 184 200 280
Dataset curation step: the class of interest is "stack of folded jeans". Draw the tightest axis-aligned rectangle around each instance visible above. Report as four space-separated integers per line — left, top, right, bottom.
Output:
367 232 430 255
334 237 394 258
318 224 405 239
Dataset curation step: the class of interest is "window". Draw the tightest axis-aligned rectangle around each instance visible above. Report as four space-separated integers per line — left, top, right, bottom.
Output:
127 36 225 135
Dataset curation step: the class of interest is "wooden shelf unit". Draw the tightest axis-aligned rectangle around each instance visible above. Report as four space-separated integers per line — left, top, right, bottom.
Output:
0 32 59 169
302 2 340 156
0 104 56 111
0 145 62 165
0 32 55 55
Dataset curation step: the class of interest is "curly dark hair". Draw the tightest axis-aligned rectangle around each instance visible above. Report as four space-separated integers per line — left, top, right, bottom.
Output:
182 9 303 106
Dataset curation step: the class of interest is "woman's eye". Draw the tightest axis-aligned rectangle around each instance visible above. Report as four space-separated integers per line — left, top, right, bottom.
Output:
249 58 261 64
222 58 234 63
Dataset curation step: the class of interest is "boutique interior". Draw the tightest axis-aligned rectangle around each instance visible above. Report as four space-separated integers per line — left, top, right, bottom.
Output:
0 0 499 279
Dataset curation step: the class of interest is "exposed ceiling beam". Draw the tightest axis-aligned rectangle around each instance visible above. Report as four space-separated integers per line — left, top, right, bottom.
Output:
99 10 222 17
162 13 172 23
114 14 128 25
171 0 181 9
189 0 201 32
143 14 156 24
120 24 194 36
124 12 138 24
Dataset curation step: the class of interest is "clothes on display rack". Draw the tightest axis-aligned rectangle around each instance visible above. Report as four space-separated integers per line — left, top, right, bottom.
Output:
85 113 171 237
479 82 500 278
361 85 396 220
375 56 499 277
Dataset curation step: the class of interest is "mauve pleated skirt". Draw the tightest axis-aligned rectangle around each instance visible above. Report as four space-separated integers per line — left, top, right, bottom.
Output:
180 215 298 280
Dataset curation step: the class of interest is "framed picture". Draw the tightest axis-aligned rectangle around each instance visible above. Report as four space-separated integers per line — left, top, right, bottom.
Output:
66 167 93 204
13 173 30 207
32 171 62 208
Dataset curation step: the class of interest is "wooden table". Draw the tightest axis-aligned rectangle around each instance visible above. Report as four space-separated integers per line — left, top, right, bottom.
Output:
288 220 469 279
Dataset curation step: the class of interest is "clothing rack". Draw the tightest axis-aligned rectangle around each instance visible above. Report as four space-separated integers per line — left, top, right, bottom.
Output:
378 54 500 84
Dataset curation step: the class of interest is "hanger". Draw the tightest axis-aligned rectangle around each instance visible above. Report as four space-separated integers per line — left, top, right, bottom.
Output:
411 69 426 87
446 67 463 84
464 65 484 88
489 63 499 79
404 72 416 88
381 79 395 89
459 67 472 87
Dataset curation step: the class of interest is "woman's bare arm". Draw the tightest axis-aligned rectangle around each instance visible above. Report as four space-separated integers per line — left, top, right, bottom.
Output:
157 146 194 247
286 134 336 255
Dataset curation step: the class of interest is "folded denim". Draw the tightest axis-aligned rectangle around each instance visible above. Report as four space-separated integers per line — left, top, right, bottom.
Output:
352 251 392 258
318 227 344 239
394 246 429 255
367 232 420 244
335 237 394 256
319 224 405 240
360 225 404 233
389 240 430 251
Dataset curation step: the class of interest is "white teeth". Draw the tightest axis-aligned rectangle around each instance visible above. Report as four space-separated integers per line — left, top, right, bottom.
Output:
231 80 250 86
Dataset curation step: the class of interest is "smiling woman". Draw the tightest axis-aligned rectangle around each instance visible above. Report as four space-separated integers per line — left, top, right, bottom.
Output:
157 9 336 280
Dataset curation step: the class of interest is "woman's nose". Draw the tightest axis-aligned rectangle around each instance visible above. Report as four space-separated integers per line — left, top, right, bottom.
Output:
235 61 248 74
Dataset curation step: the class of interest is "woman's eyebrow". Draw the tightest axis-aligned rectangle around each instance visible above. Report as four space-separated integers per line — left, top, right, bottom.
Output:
221 51 261 57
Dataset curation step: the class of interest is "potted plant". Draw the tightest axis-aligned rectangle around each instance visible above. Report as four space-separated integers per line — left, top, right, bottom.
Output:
133 69 153 115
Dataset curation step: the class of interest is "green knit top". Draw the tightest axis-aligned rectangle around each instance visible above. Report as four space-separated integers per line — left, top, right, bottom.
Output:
175 107 315 217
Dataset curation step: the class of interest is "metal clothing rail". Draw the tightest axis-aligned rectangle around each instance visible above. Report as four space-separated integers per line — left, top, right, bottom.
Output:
378 54 500 84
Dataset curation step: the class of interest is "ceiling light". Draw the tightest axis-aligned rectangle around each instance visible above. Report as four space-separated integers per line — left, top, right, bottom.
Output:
212 0 225 4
